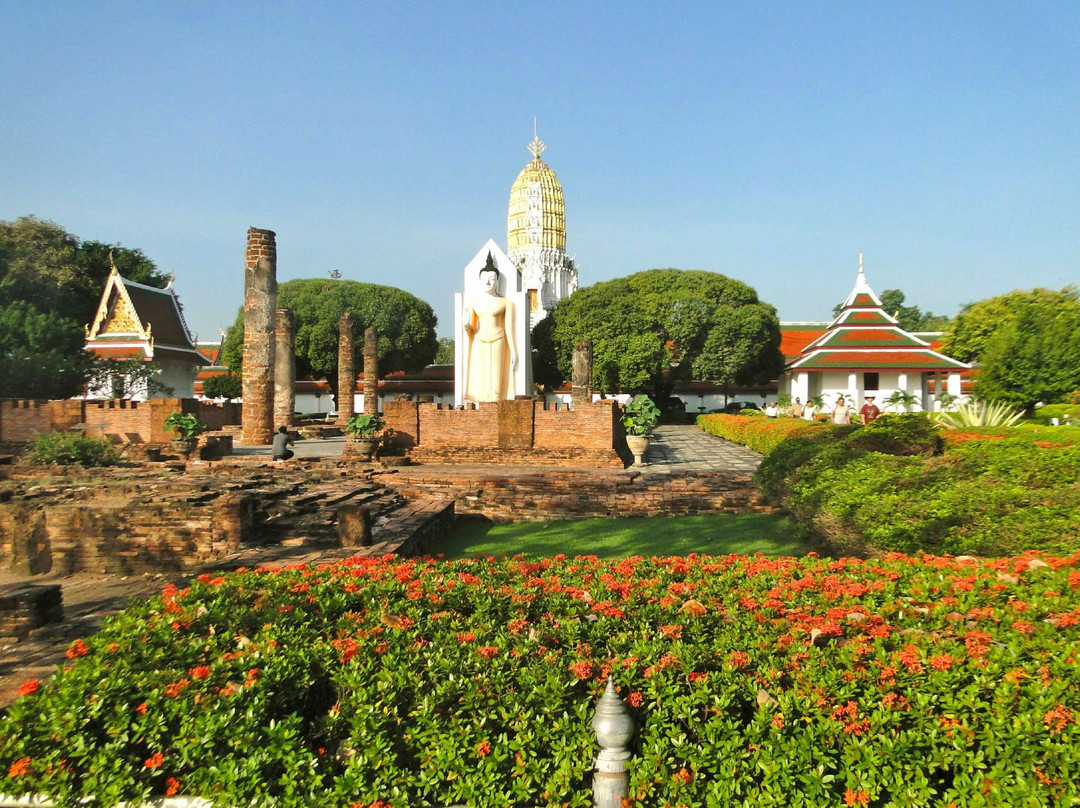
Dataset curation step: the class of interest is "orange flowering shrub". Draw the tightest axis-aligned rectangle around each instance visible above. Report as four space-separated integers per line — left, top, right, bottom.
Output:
697 413 822 455
1 552 1078 806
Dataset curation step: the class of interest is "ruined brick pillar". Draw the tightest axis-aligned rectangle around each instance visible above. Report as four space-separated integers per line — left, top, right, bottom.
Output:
273 307 296 428
241 227 277 445
572 339 594 407
337 314 356 426
363 326 379 415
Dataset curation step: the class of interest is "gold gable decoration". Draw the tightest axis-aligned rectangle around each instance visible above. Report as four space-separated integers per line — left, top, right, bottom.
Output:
86 266 151 341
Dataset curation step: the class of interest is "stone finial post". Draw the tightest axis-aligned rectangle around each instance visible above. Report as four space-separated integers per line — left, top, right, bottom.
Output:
591 677 633 808
572 339 594 407
363 326 379 415
337 314 356 426
241 227 277 445
273 308 296 429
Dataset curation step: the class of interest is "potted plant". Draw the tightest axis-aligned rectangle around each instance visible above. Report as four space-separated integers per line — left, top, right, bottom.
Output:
622 394 660 466
164 412 207 458
345 413 385 460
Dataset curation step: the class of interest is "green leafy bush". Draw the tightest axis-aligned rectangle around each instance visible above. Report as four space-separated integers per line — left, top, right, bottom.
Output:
201 373 242 400
164 412 207 439
1033 403 1080 425
622 395 660 437
755 422 1080 556
22 431 122 466
344 413 385 437
844 413 942 456
2 553 1078 807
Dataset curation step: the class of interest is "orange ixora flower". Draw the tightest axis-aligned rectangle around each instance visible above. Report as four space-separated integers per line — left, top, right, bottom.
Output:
17 679 39 697
65 638 89 659
1044 704 1075 735
476 739 492 757
8 757 31 777
844 788 870 806
144 751 165 769
165 777 181 796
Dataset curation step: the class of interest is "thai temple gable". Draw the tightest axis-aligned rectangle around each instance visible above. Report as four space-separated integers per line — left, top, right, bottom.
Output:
506 130 578 328
84 262 209 399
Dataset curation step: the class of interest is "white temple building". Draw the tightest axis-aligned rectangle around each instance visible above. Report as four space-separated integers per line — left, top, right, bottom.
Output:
780 258 970 412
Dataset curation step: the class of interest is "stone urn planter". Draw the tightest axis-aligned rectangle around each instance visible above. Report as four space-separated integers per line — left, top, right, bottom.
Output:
622 395 660 467
625 435 651 466
349 435 381 460
170 437 198 459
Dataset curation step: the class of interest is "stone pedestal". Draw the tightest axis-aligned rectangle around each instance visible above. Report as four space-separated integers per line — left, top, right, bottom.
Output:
337 314 356 426
363 326 379 415
572 339 593 406
273 308 296 428
241 228 277 445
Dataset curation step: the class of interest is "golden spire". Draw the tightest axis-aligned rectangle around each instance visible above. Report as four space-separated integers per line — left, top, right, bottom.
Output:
528 118 546 160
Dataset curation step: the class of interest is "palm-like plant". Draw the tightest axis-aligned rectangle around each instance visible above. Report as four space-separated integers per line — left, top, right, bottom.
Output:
884 390 918 413
936 399 1024 428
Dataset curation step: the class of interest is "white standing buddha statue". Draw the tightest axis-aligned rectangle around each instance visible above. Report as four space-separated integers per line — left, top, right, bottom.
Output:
463 255 518 403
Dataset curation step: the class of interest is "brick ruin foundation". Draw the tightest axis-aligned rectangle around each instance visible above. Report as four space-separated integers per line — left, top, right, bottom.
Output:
0 463 412 576
383 398 629 467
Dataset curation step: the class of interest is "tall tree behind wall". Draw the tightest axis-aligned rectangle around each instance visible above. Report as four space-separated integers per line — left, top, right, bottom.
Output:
533 269 782 406
222 277 438 401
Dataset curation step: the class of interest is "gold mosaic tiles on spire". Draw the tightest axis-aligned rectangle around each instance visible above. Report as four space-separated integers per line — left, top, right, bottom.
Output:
507 142 566 253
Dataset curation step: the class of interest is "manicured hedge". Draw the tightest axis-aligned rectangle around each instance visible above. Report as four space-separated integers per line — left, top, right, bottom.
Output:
697 414 822 455
752 417 1080 557
2 553 1079 807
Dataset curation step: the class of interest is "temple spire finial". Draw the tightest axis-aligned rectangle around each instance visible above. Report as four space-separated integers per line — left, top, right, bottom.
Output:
528 119 546 160
858 252 864 276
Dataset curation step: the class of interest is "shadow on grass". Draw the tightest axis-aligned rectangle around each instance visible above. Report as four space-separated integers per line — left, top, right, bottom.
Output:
436 513 813 559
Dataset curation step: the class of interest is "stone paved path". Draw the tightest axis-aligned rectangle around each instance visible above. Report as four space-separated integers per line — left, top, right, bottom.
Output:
642 424 761 473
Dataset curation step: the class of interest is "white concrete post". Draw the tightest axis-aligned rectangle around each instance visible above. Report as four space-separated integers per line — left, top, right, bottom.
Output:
592 677 634 808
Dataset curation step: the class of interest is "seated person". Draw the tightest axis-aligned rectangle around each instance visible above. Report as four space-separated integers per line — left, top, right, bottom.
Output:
272 425 295 461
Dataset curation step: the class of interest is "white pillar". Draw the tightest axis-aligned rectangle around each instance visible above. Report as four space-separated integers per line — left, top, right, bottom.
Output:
947 372 962 397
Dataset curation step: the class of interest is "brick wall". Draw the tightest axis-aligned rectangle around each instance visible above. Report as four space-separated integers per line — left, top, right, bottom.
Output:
0 400 83 443
0 398 240 446
379 467 775 522
384 399 626 466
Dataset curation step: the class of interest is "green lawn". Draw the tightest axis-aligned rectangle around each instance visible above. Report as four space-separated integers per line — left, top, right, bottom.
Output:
436 512 813 559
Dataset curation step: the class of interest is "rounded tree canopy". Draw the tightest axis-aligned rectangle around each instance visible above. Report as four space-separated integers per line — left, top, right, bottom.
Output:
533 269 782 403
222 278 438 391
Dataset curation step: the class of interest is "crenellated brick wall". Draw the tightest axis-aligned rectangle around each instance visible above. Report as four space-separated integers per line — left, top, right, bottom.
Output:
0 400 83 443
0 398 240 446
384 399 627 466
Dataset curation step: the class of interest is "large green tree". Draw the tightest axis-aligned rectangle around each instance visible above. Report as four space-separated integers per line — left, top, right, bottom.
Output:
222 278 438 400
966 288 1080 412
0 216 168 399
533 269 782 405
940 287 1078 364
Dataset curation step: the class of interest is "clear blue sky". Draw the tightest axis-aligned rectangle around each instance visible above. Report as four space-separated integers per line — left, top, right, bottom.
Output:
2 1 1078 340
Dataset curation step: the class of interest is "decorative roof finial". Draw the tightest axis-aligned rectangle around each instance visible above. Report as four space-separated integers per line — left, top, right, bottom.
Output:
858 252 864 276
528 118 546 160
108 250 118 273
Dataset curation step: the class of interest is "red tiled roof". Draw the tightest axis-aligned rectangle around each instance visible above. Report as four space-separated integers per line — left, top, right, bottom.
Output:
780 329 825 359
793 350 969 370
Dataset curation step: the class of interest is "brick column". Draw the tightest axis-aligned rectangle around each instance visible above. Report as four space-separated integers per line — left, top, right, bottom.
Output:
337 314 356 426
273 307 296 428
572 339 593 407
241 227 277 445
363 326 379 415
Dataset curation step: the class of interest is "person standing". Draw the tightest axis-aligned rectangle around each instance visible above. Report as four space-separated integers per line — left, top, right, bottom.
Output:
790 397 805 418
832 397 851 425
764 401 779 418
860 396 881 423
